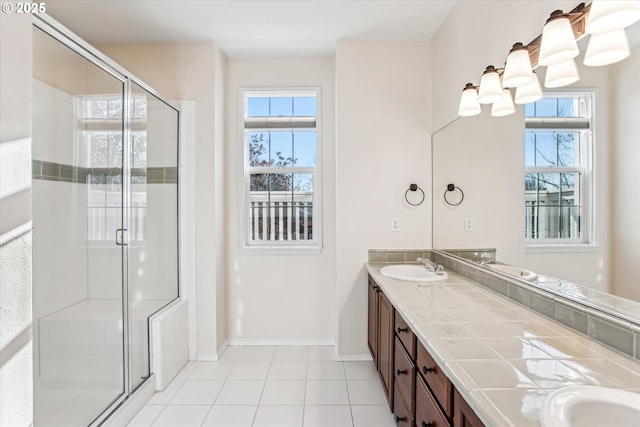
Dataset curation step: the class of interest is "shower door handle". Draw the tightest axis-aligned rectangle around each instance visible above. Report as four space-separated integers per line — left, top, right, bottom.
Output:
115 228 127 246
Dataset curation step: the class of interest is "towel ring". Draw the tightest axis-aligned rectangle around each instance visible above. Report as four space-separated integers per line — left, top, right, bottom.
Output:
405 183 425 206
444 183 464 206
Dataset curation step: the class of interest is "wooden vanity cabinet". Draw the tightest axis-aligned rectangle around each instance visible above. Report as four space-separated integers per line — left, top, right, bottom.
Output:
368 275 395 409
378 290 395 408
394 337 416 418
368 277 379 365
417 342 453 418
453 389 485 427
368 275 485 427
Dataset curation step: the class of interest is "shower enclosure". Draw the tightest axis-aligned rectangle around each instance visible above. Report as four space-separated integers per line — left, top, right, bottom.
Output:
32 17 179 426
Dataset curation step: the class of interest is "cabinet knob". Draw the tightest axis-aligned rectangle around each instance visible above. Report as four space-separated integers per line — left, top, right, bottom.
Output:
395 415 407 423
396 326 409 333
422 366 434 375
396 368 408 376
422 422 433 427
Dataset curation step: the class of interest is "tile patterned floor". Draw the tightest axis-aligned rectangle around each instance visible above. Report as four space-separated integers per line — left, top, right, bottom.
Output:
127 346 396 427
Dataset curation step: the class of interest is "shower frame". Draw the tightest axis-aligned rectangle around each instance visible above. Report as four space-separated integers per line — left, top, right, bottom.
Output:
32 13 181 426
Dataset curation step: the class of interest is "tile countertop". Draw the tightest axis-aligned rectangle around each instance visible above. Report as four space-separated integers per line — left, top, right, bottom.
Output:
366 263 640 427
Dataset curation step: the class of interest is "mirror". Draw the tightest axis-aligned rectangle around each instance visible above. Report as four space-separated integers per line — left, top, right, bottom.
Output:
432 20 640 318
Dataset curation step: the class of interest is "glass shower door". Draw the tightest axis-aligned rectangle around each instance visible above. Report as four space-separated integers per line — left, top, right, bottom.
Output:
32 27 126 426
128 83 179 391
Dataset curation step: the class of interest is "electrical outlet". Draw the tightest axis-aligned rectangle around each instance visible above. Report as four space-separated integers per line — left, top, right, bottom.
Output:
391 217 400 232
464 217 473 231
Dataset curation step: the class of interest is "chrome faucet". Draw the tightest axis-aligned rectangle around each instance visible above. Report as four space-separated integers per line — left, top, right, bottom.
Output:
478 253 496 265
416 257 445 275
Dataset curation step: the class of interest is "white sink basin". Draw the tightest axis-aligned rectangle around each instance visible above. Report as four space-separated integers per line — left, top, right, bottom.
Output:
541 386 640 427
488 264 537 281
380 265 448 282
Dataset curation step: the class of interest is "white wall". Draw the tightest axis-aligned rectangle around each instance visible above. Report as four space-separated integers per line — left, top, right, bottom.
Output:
335 41 432 356
96 42 227 359
611 45 640 301
0 5 33 426
432 111 525 267
224 58 337 345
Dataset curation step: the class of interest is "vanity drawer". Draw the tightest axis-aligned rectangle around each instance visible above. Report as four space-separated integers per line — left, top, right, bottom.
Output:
394 337 416 416
416 374 450 427
417 342 453 418
393 383 415 427
395 311 416 359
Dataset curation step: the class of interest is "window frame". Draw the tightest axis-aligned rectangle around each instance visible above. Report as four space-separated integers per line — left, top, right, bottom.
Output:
240 88 323 253
524 91 596 251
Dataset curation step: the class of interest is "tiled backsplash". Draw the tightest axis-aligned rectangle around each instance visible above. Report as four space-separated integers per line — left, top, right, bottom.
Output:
368 248 640 361
32 160 177 184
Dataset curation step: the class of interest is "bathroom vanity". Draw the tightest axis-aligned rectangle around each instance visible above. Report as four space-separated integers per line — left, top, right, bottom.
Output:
366 254 640 427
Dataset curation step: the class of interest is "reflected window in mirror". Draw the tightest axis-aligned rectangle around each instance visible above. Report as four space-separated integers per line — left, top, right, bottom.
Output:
524 93 594 246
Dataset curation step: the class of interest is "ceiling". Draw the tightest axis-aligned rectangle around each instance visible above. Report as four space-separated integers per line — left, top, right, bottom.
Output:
43 0 458 58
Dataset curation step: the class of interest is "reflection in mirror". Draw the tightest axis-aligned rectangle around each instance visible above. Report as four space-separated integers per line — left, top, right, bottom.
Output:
432 18 640 319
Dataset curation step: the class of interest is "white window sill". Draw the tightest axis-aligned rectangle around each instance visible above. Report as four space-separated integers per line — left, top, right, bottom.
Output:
238 246 323 256
525 243 600 254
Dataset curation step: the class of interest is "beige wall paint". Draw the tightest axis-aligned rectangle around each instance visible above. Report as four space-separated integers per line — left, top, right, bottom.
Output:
0 6 33 427
224 57 337 345
431 1 612 293
96 42 227 358
611 45 640 301
335 41 432 356
432 0 577 132
432 111 525 267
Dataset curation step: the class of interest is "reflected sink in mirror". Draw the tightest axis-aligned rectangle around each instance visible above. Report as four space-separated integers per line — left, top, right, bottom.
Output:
380 265 448 282
540 386 640 427
488 264 537 282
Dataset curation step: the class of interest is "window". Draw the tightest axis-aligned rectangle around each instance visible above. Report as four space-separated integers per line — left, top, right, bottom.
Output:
524 93 593 245
79 94 148 243
242 90 320 248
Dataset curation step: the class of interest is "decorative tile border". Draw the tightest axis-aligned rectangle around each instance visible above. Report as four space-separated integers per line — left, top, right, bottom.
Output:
32 160 177 184
368 249 639 361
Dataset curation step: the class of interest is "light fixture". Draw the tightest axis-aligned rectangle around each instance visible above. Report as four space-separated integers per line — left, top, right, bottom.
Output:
458 83 481 116
515 71 543 104
491 89 515 117
477 66 503 104
538 10 580 66
585 0 640 34
502 43 534 87
584 29 630 66
544 59 580 88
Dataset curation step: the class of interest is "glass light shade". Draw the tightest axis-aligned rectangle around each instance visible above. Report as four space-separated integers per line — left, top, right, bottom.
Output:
491 89 515 117
586 0 640 34
458 83 481 117
515 71 543 104
544 59 580 88
477 66 503 104
584 30 630 66
502 43 534 87
538 12 580 66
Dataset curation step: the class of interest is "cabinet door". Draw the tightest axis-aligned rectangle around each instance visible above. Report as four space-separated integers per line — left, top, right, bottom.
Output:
394 337 415 417
416 374 450 427
417 342 453 418
453 389 485 427
368 276 379 365
378 290 395 409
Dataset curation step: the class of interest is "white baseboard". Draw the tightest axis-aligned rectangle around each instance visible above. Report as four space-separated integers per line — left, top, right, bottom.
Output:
226 339 335 346
336 353 373 362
